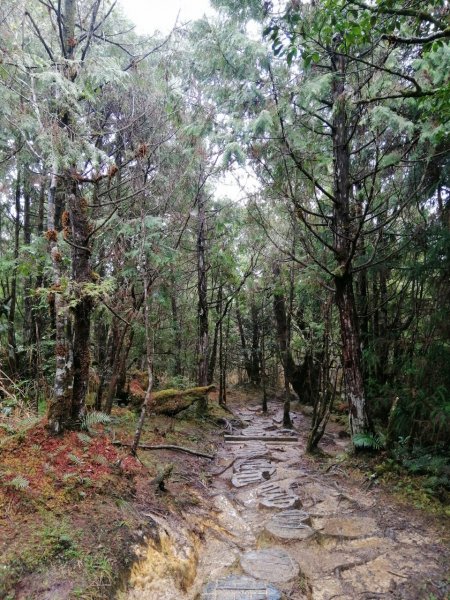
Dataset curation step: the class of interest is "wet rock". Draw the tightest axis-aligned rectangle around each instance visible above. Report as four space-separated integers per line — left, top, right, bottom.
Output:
265 509 315 540
213 495 256 545
257 481 301 509
201 575 281 600
234 458 276 476
240 547 300 583
232 471 267 488
316 516 378 538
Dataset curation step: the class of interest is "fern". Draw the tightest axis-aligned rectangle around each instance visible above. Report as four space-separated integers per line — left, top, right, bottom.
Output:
68 453 84 466
8 475 30 490
0 422 15 434
353 432 385 450
81 411 111 431
77 432 92 445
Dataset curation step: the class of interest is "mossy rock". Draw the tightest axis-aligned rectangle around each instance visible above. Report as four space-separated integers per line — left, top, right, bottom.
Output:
153 386 215 416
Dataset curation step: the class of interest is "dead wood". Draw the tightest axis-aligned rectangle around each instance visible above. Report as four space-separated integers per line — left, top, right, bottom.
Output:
113 440 214 459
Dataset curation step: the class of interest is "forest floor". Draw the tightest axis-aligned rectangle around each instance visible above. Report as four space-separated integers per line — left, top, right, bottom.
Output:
0 389 449 599
120 390 449 600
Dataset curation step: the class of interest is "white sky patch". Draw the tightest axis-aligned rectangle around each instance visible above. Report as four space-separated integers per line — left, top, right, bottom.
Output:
119 0 259 203
118 0 215 35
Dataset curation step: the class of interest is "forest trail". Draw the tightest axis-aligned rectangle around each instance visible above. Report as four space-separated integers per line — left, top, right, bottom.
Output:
123 397 448 600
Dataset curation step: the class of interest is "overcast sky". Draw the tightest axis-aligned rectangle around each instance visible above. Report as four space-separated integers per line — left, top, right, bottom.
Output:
119 0 214 34
118 0 257 202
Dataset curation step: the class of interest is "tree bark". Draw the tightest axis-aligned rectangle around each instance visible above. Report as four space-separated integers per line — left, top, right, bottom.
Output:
131 268 153 455
47 173 72 433
196 191 209 413
68 189 93 426
272 265 292 427
330 46 372 437
7 170 20 375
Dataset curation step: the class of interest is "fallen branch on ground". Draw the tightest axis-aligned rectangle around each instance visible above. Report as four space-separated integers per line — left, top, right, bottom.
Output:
113 440 214 459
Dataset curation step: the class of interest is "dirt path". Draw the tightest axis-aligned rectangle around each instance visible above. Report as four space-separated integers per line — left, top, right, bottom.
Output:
122 397 449 600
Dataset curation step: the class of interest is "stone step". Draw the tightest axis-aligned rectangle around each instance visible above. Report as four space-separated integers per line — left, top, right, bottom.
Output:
240 548 300 583
265 509 316 540
224 435 299 443
201 575 281 600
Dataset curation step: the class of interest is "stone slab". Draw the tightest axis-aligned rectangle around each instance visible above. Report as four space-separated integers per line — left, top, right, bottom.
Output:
231 471 266 488
201 575 281 600
257 481 301 509
318 516 378 539
234 458 276 476
240 548 300 583
225 435 299 443
265 510 315 540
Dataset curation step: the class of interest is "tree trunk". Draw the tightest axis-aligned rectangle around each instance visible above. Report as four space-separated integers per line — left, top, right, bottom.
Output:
196 192 209 413
47 173 72 434
170 286 182 377
261 300 268 413
131 270 153 455
272 265 292 427
7 170 20 375
250 299 261 385
103 327 134 414
331 46 372 438
68 189 93 426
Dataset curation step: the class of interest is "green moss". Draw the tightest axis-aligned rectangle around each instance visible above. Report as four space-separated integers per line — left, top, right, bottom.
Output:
153 385 215 401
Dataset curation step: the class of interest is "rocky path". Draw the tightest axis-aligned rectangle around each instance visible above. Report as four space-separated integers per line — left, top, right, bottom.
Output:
124 399 448 600
196 402 447 600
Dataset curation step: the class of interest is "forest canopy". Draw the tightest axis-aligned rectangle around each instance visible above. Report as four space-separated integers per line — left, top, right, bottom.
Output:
0 0 448 452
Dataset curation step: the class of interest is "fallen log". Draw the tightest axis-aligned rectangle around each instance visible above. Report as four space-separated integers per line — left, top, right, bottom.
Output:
113 440 214 460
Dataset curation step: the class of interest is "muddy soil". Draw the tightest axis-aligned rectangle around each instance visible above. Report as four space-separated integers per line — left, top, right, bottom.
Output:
120 395 449 600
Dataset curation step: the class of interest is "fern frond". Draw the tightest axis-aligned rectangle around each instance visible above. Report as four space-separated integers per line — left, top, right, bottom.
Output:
68 453 84 466
353 432 385 450
81 411 111 431
77 432 92 444
8 475 30 490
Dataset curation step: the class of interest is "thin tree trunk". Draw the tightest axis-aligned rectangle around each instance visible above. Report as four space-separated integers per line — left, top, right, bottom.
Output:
250 299 261 385
236 307 253 382
170 285 182 377
7 171 20 375
208 283 223 384
197 192 209 413
131 271 153 455
272 265 292 428
261 300 268 413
